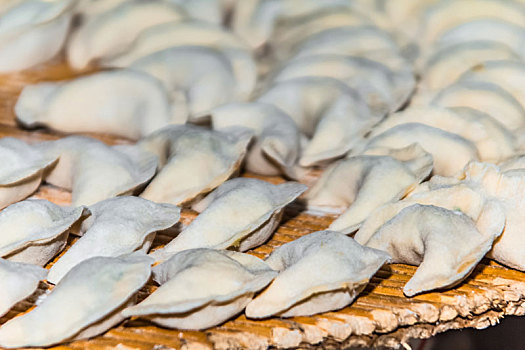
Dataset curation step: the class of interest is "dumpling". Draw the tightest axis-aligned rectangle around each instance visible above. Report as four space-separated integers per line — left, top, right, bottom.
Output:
67 0 187 70
458 60 525 111
360 123 479 176
419 41 519 91
0 137 58 209
47 197 180 284
499 154 525 171
0 0 75 72
128 46 247 123
73 0 128 20
0 259 47 318
167 0 234 25
433 19 525 60
15 70 180 140
270 55 415 116
418 0 525 46
292 26 407 71
361 203 504 296
41 136 158 206
245 230 391 318
368 106 516 162
429 80 525 131
307 144 432 234
122 249 276 329
258 77 378 167
139 125 252 206
210 102 301 178
150 178 306 262
0 253 152 348
0 199 88 266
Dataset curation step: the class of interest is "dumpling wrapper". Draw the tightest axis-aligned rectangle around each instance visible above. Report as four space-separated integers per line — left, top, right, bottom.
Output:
419 41 519 91
101 20 256 100
122 249 276 329
271 54 415 116
292 25 408 71
359 123 479 176
47 196 180 284
139 125 252 206
0 253 153 348
16 69 181 140
167 0 230 25
458 60 525 112
0 259 47 318
0 137 58 209
433 18 525 60
41 136 158 206
245 230 391 318
307 144 433 234
499 154 525 171
428 80 525 131
128 46 243 123
418 0 525 46
67 0 186 70
0 199 88 266
362 203 504 296
258 77 378 167
0 0 75 72
210 102 301 178
151 178 306 262
368 106 516 162
73 0 127 19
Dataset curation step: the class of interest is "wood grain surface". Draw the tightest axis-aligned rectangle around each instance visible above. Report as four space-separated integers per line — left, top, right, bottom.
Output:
1 60 525 350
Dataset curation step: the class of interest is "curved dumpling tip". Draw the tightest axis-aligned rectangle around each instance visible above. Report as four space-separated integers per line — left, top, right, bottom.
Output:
139 125 253 206
0 137 58 209
0 0 75 72
0 252 152 349
245 230 390 318
307 144 432 234
210 102 301 178
15 70 179 140
258 77 378 167
0 259 47 318
150 178 307 262
0 199 88 266
40 136 158 206
363 204 504 297
122 249 276 330
47 196 180 285
67 0 187 70
360 123 479 176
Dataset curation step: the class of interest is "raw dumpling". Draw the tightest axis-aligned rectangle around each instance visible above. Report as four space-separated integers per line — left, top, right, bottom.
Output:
16 70 180 140
47 197 180 284
245 230 391 318
139 125 252 206
419 41 519 91
458 60 525 111
0 253 152 348
0 137 58 209
308 144 432 234
210 102 301 178
0 259 47 317
67 0 186 70
433 19 525 60
360 123 479 176
167 0 232 25
271 55 415 116
362 203 504 296
151 178 306 261
122 249 276 329
258 77 378 167
368 106 516 162
73 0 128 20
0 0 75 72
499 154 525 171
41 136 158 206
128 46 247 123
429 80 525 131
0 199 87 266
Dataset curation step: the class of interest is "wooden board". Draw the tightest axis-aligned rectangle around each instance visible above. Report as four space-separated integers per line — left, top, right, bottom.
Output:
1 60 525 350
